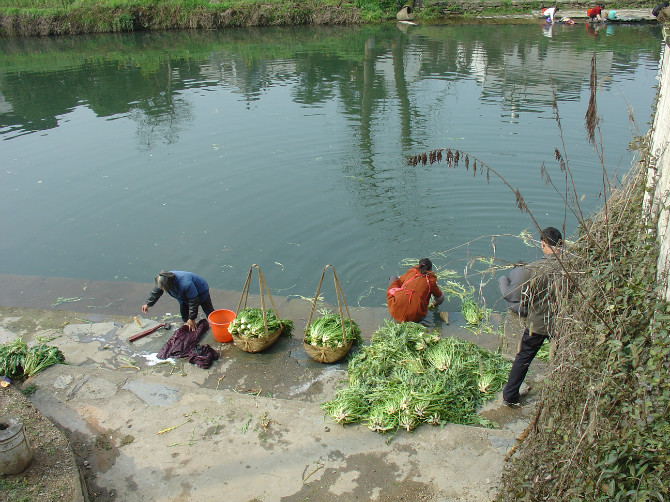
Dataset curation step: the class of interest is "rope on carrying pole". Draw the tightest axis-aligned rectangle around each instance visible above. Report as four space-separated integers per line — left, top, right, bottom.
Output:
305 264 352 344
236 264 279 338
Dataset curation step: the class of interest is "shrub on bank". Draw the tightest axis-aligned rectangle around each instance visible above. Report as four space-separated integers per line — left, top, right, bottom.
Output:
497 148 670 501
0 0 365 36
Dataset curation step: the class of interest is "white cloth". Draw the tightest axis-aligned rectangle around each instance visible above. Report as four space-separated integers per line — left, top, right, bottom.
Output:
543 7 556 22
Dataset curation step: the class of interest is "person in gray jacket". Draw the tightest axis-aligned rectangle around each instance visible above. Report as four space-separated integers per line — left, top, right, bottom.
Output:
499 263 528 317
501 227 563 405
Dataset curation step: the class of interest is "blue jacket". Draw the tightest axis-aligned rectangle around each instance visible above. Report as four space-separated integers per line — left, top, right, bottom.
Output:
146 271 210 320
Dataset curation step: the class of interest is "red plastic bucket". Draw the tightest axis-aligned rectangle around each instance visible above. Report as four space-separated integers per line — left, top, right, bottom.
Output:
208 309 236 343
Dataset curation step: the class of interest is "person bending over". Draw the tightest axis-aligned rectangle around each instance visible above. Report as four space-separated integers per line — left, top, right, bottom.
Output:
142 271 215 332
542 5 559 23
587 4 605 22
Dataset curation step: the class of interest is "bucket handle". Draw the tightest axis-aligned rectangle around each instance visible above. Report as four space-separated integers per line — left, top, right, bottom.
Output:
305 265 352 344
236 264 279 338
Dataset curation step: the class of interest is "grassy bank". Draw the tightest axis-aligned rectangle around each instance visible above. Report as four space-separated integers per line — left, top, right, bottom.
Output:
0 0 659 37
0 0 363 37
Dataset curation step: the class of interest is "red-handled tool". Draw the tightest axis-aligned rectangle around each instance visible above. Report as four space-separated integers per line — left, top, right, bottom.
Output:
128 322 171 342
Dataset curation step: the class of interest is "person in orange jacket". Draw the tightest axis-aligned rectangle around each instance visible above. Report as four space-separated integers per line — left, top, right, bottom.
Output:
387 258 444 323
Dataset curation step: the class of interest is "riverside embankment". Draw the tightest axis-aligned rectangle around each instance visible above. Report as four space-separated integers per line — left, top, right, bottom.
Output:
0 0 659 37
0 273 541 502
1 11 668 502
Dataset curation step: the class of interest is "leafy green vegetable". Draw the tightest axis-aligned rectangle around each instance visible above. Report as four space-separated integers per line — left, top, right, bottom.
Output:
304 309 362 348
23 344 66 377
322 320 511 433
0 339 28 379
0 339 66 379
461 297 491 325
228 308 293 338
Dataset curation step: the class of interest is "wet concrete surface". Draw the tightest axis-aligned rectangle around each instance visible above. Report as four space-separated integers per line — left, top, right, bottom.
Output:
0 273 548 502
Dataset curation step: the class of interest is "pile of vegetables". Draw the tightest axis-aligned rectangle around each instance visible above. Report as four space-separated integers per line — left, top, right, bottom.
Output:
0 338 66 380
304 310 362 348
322 320 511 433
228 308 294 338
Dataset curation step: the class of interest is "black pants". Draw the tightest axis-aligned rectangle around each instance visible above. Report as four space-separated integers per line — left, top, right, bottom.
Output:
180 296 215 323
503 327 547 403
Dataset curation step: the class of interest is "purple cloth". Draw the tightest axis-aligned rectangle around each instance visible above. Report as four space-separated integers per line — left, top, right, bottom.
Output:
187 344 219 369
157 319 209 359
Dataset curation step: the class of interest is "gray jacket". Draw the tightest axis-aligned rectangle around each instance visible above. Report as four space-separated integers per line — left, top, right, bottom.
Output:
499 255 561 336
499 264 529 316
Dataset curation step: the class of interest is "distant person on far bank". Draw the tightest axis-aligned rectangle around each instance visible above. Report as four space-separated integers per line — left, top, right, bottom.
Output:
587 4 605 22
141 271 215 332
542 5 559 23
501 227 564 406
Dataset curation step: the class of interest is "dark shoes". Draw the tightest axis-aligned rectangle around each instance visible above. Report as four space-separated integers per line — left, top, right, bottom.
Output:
503 399 521 408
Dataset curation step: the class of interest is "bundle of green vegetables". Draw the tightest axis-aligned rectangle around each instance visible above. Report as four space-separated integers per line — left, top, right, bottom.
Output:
461 297 491 326
304 309 362 348
322 320 511 433
0 338 66 380
228 308 293 338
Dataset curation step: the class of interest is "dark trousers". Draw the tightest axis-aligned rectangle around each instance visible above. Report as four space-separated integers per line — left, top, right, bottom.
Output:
503 327 547 403
180 296 215 322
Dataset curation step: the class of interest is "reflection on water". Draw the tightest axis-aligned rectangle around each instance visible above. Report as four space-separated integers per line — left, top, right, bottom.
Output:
0 24 663 309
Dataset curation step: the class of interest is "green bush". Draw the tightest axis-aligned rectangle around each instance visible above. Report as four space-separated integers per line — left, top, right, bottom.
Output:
497 149 670 501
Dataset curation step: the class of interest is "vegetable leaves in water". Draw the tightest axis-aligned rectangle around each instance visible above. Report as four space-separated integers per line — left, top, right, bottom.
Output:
322 320 511 433
461 298 491 326
304 309 362 348
228 308 294 338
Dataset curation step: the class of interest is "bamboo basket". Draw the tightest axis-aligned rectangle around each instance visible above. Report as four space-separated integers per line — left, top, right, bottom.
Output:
233 264 286 354
232 327 283 354
303 265 355 364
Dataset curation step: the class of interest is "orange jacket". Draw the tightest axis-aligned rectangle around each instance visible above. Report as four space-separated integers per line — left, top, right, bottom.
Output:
387 267 443 323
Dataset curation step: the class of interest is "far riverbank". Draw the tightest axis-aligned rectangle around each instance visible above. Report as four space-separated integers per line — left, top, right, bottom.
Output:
0 0 659 37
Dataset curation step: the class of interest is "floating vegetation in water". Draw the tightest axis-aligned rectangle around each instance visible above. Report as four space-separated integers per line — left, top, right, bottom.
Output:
51 296 82 307
442 280 472 301
461 297 492 326
322 321 511 433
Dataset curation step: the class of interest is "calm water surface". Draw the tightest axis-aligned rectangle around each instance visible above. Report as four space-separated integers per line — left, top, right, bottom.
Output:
0 23 664 310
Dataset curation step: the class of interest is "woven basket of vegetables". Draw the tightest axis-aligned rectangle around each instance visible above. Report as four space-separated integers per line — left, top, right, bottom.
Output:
303 265 360 364
229 308 292 353
303 309 361 363
232 265 294 353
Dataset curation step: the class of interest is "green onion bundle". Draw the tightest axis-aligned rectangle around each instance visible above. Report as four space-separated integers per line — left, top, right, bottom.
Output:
0 339 28 379
228 308 293 338
461 297 491 325
304 310 362 348
0 339 66 379
322 320 511 433
23 344 66 377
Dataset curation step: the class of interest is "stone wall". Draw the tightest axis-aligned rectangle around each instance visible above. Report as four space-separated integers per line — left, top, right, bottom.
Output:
648 28 670 299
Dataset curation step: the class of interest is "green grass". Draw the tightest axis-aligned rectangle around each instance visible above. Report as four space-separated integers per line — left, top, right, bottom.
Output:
0 0 373 35
0 478 32 502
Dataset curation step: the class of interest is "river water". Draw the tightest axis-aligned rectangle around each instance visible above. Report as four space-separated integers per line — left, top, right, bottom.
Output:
0 23 664 310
